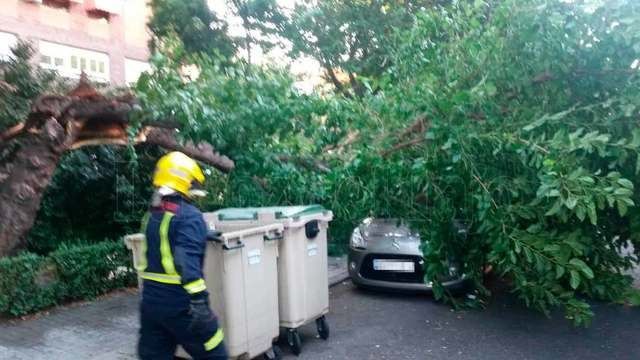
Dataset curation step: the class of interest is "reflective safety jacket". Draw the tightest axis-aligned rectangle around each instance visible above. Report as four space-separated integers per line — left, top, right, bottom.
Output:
137 194 208 307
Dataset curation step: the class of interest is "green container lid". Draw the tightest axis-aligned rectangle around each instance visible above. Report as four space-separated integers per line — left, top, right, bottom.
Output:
215 205 326 221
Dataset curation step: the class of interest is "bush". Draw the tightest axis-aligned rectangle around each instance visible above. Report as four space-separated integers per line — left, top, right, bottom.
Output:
0 253 61 316
0 241 136 316
51 242 137 300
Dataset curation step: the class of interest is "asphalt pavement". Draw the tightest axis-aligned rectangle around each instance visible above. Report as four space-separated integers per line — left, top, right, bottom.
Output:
1 277 639 359
285 280 640 360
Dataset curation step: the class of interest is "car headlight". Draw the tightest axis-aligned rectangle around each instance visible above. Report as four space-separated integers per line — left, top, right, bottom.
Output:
448 264 460 276
350 227 366 249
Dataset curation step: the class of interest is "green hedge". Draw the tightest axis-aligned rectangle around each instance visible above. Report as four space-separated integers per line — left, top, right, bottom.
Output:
0 241 136 316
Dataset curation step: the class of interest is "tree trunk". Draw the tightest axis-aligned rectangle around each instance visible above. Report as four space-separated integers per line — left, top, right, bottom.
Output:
0 118 65 255
0 77 235 257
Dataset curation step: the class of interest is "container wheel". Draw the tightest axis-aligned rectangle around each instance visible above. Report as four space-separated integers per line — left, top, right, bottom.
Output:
287 328 302 356
264 345 282 360
316 316 330 340
273 344 283 358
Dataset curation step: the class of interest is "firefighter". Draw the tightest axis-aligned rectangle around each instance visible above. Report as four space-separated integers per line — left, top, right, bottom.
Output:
137 151 227 360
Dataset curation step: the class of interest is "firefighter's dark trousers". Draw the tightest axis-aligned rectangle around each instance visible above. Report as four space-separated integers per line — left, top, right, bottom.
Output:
138 303 228 360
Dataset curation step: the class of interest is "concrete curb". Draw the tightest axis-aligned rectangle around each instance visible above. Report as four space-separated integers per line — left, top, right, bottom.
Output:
329 270 350 287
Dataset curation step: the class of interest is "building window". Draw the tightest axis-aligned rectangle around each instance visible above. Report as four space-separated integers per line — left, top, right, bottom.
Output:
38 40 110 82
125 58 151 85
0 31 18 61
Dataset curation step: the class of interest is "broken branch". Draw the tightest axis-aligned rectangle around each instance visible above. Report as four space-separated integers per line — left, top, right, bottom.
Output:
139 127 235 173
380 138 426 158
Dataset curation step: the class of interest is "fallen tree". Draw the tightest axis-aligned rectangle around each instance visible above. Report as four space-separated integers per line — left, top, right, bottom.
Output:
0 75 234 256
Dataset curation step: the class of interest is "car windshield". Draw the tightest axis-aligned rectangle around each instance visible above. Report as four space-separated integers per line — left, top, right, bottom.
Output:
364 218 411 236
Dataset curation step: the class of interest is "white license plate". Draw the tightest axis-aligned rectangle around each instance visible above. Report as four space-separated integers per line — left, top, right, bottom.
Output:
373 260 415 272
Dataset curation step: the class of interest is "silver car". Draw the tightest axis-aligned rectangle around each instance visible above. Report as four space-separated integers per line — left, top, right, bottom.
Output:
348 218 468 292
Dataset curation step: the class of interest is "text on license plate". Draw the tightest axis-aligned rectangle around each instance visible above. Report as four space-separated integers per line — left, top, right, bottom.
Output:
373 260 415 272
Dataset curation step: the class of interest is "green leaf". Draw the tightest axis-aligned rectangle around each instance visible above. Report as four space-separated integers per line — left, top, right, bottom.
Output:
564 196 578 210
527 224 541 234
545 200 563 216
569 270 581 290
617 178 634 189
576 205 586 221
485 83 497 97
569 258 594 279
621 197 635 206
544 244 561 253
587 203 597 225
555 265 565 279
578 176 594 184
617 200 629 217
548 189 560 197
543 158 556 168
626 289 640 306
509 251 517 264
523 246 533 263
614 188 633 196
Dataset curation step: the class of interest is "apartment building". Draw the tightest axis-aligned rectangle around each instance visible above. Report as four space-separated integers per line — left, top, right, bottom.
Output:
0 0 151 85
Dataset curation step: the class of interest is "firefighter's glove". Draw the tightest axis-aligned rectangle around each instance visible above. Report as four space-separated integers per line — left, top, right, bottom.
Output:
188 294 215 334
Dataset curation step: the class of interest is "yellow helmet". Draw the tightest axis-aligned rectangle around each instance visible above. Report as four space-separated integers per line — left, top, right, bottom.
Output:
152 152 205 197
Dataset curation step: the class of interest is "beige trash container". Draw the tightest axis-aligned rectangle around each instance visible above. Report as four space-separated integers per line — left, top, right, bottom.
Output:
123 233 145 291
205 205 333 355
124 223 284 360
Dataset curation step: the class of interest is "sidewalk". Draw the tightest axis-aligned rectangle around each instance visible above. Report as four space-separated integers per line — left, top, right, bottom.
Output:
328 255 350 286
0 256 348 360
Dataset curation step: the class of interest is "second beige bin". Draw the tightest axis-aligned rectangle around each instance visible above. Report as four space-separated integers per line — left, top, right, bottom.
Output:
205 205 334 355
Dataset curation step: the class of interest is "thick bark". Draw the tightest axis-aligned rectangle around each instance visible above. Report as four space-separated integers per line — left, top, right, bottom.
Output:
0 123 25 143
139 127 235 173
0 118 65 255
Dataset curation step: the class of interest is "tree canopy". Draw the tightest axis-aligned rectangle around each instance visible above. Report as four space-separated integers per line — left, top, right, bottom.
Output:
148 0 236 57
133 0 640 325
282 0 444 96
2 0 639 325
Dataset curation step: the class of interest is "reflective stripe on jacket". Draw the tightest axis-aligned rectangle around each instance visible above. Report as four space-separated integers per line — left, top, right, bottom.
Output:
137 195 209 304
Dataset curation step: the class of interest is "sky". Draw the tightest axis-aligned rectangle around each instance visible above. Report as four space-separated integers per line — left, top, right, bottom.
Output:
207 0 323 93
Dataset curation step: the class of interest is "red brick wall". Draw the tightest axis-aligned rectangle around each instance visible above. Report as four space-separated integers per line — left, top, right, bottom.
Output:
0 0 150 85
